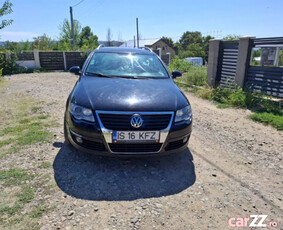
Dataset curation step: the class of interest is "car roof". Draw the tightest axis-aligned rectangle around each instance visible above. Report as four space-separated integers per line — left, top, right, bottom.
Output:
94 47 155 55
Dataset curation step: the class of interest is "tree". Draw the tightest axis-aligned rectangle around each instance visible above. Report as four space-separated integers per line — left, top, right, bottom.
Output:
0 0 13 30
106 28 112 46
32 34 52 50
179 31 202 50
161 36 174 47
1 40 32 53
223 34 241 41
79 26 99 51
58 18 81 50
3 41 17 51
179 43 205 59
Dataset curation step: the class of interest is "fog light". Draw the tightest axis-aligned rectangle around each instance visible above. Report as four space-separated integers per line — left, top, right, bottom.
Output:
76 136 83 144
183 136 188 143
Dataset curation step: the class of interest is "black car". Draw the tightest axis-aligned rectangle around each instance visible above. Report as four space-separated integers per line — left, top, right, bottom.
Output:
64 46 192 156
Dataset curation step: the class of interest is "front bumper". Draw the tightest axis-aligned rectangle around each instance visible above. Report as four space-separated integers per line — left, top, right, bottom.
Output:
65 111 192 157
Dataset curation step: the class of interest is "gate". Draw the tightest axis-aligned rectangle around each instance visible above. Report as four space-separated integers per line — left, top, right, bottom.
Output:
216 41 239 87
246 37 283 98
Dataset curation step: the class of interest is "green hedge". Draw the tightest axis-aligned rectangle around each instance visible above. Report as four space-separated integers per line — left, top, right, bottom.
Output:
0 51 17 76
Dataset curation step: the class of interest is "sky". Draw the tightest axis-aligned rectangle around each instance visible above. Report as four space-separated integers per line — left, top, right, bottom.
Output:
1 0 283 42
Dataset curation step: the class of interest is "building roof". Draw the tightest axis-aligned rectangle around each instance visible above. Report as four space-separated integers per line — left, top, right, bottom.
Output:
120 39 160 48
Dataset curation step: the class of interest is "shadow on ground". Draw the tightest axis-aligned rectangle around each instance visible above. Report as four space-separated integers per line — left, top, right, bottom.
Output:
53 143 196 201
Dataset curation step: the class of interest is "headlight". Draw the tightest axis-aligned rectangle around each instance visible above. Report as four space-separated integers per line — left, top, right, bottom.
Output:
69 103 95 122
175 105 192 122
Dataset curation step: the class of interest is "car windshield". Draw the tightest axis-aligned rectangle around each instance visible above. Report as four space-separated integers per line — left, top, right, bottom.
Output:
85 52 169 78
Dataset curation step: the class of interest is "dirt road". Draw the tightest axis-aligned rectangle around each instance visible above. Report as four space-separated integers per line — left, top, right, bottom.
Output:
1 73 282 230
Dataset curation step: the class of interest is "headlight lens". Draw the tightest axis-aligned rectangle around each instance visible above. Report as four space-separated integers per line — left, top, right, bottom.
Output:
175 105 192 122
70 103 95 122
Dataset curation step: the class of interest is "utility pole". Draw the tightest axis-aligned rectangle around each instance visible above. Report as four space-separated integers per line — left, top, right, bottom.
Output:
136 18 139 48
134 36 136 48
69 6 75 49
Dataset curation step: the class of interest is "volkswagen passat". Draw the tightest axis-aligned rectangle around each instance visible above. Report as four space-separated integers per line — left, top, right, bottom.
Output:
64 47 192 156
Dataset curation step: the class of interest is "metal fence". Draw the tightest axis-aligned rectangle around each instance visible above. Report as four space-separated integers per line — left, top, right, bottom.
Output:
246 37 283 98
207 36 283 98
15 50 87 71
216 40 239 88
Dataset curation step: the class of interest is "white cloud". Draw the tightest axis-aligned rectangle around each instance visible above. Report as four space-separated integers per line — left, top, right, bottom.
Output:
0 31 39 41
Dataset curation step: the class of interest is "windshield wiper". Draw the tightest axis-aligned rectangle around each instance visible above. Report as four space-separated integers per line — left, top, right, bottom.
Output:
85 72 114 78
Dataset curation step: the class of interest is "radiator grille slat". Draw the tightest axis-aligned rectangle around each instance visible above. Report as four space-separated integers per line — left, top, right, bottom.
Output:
98 113 172 131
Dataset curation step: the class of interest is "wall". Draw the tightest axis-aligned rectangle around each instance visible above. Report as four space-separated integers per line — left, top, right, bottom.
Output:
16 50 87 71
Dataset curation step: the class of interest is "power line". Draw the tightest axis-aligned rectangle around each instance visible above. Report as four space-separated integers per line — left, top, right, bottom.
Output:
75 0 105 21
72 0 86 8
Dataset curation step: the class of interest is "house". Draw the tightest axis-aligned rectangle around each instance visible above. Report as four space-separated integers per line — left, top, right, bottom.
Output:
120 38 176 56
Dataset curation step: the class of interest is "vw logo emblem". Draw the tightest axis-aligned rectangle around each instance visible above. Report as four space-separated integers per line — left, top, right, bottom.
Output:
131 114 143 128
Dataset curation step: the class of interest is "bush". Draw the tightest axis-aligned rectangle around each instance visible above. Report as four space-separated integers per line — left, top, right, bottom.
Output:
169 57 207 86
0 51 17 75
168 57 193 73
184 66 207 86
209 87 256 108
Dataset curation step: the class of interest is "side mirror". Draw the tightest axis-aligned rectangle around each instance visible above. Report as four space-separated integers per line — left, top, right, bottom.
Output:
172 70 182 78
69 66 81 75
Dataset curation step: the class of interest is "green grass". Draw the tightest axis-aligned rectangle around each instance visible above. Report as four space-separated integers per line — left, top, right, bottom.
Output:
0 146 21 159
38 114 49 119
0 97 54 155
31 106 42 113
18 187 35 204
38 161 52 169
0 168 32 187
0 203 22 217
29 205 51 219
217 103 231 109
190 86 283 130
0 138 13 148
0 122 52 147
0 83 58 229
0 169 34 220
0 168 52 228
250 112 283 130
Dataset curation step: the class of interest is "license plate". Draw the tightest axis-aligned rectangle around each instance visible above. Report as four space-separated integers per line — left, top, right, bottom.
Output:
112 131 160 143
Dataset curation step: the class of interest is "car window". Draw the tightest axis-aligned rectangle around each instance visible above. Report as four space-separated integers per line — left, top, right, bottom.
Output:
86 53 169 78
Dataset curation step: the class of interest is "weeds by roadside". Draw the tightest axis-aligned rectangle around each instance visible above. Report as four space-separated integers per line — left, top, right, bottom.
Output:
0 77 58 228
168 58 207 86
0 96 54 159
0 168 55 229
189 86 283 130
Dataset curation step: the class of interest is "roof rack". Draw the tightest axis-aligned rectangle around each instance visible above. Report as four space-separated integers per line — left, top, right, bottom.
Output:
97 44 105 50
138 47 153 52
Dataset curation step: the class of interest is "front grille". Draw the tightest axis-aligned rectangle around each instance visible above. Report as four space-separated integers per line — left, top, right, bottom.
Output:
109 143 162 153
71 132 106 151
98 113 172 131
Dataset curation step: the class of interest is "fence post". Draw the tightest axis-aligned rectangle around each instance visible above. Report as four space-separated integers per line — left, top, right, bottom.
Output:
235 36 255 88
207 39 221 87
63 51 67 71
33 49 41 69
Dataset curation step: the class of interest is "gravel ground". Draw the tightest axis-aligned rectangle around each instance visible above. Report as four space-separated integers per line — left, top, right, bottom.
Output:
1 72 282 230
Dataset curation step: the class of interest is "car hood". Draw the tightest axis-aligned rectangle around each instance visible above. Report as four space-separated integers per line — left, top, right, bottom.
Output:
72 76 188 111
